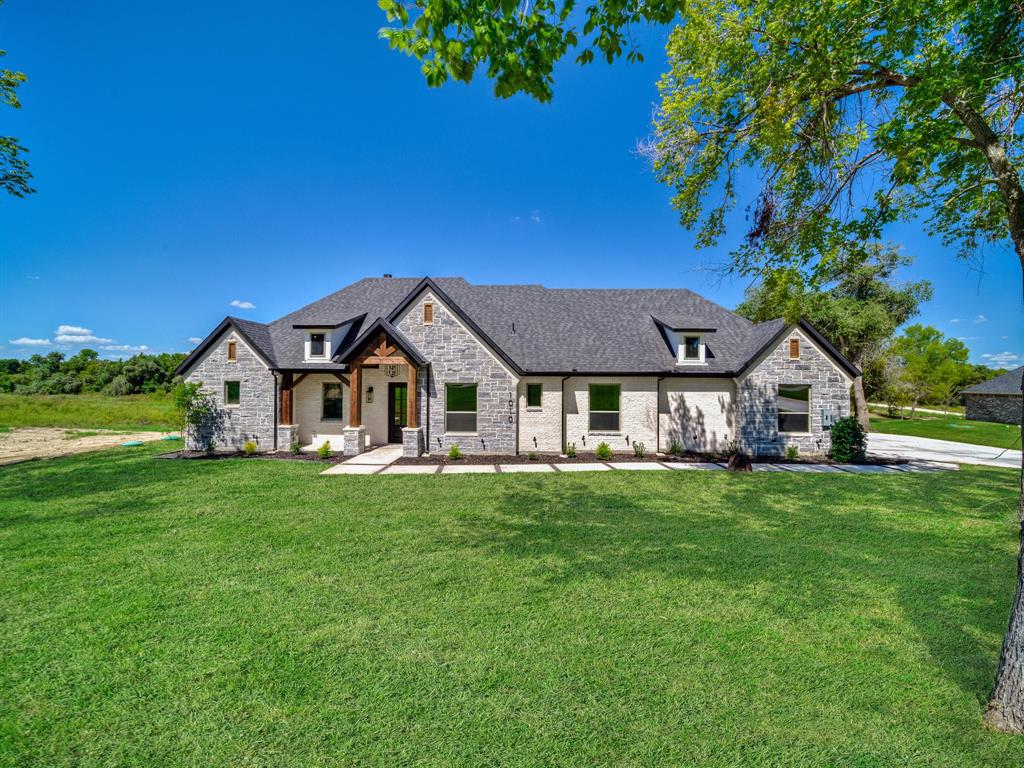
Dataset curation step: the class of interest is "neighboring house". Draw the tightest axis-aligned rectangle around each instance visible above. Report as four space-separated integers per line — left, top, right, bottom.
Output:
176 276 858 457
963 366 1023 425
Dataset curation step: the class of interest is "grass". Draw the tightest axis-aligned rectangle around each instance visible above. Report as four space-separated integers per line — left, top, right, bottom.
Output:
1 444 1023 767
870 408 1021 450
0 392 175 432
62 430 104 440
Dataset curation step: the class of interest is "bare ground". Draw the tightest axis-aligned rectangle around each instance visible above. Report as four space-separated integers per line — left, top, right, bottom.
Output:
0 427 175 466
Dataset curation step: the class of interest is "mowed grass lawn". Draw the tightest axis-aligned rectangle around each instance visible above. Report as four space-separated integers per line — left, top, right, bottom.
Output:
0 393 176 432
871 409 1021 450
2 445 1023 766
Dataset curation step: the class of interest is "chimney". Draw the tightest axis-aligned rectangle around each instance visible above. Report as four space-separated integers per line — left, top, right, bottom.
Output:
382 273 393 278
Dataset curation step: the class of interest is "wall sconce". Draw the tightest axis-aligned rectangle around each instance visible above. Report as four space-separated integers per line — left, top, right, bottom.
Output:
366 386 374 403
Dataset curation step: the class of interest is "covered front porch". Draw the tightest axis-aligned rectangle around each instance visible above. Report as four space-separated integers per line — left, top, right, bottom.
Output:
276 319 425 457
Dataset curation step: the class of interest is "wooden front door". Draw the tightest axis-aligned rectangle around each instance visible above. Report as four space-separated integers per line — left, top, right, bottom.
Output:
387 382 408 443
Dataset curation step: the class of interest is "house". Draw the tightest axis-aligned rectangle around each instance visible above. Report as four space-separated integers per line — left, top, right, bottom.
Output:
175 276 858 457
963 366 1023 425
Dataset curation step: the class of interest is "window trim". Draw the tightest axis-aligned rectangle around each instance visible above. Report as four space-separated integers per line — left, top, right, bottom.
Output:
777 384 811 434
322 381 344 421
588 383 621 432
526 383 543 409
445 383 478 434
423 302 434 325
224 380 241 407
789 338 801 360
676 332 706 365
305 330 331 361
227 340 237 362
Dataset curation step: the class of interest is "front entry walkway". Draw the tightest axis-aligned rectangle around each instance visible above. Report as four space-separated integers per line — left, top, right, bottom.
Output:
321 445 404 475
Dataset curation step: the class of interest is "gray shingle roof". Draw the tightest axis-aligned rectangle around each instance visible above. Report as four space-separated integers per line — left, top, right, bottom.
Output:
963 366 1024 396
184 277 855 377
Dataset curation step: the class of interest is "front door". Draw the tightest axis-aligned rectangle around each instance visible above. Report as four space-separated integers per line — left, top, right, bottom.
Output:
387 382 408 443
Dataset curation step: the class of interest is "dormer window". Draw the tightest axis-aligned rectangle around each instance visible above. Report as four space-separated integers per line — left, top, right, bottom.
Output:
676 332 706 364
304 330 331 361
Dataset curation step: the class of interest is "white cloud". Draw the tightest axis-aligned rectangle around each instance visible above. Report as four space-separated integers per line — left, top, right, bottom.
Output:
229 300 255 309
957 336 980 341
981 351 1023 368
26 275 40 280
55 333 113 344
188 337 203 344
9 337 51 346
974 314 988 324
100 344 149 353
56 324 93 335
950 318 963 323
530 209 542 223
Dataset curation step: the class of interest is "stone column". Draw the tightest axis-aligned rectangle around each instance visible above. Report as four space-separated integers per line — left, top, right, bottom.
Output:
343 425 366 456
402 427 423 457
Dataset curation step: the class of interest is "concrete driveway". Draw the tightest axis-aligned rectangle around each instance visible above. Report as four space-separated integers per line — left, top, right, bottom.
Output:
868 432 1021 469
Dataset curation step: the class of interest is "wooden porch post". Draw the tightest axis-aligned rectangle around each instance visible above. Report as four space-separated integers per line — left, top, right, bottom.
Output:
349 364 362 427
407 363 418 429
280 372 294 425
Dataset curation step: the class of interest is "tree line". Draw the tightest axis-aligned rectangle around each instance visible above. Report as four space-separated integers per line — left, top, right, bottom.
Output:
0 349 187 396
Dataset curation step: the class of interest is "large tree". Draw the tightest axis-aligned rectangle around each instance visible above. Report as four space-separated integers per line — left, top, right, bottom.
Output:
1 0 31 199
736 244 932 428
387 0 1024 730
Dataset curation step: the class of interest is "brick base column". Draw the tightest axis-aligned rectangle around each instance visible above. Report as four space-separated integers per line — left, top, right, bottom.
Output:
343 426 367 456
277 424 298 451
402 427 423 457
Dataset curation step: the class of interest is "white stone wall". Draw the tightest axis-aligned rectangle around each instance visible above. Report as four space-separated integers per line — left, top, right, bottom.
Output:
517 377 564 453
183 329 276 452
660 378 736 452
293 373 348 449
563 377 658 455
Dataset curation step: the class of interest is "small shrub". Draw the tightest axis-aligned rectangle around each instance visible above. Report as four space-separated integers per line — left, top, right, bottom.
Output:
564 442 577 458
290 441 302 455
243 440 257 455
448 443 463 460
784 445 800 460
632 441 646 458
317 440 333 459
527 451 538 461
667 439 683 456
595 441 613 460
723 439 741 457
829 416 867 463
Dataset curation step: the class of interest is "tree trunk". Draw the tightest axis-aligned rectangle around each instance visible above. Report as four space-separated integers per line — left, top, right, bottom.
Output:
852 375 870 431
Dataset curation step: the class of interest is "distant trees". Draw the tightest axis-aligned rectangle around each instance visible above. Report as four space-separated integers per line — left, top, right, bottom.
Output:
0 350 186 395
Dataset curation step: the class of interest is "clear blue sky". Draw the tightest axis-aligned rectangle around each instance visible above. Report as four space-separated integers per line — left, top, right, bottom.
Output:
1 2 1021 368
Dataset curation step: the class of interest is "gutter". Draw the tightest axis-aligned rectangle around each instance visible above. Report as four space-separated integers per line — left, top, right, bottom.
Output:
272 371 280 452
560 375 570 453
656 376 665 452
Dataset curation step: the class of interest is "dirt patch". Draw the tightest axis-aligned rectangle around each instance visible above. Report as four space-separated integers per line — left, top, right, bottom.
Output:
0 427 175 466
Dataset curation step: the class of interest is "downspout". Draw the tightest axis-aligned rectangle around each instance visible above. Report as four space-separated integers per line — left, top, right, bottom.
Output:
425 363 431 453
272 371 280 452
656 375 665 453
560 375 570 453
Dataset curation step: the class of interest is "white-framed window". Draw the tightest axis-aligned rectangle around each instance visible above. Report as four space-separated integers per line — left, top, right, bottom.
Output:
224 380 241 406
589 384 620 431
304 330 331 361
445 383 477 433
676 332 705 364
778 385 810 433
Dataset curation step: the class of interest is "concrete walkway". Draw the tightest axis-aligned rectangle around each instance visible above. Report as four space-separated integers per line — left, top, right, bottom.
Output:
867 432 1020 469
322 455 958 476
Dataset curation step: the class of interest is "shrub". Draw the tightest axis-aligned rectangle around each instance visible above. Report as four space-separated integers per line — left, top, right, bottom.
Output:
829 416 867 463
564 442 577 458
723 440 741 457
243 440 257 455
290 441 302 455
448 443 463 460
527 451 538 461
317 440 333 459
667 439 683 456
632 441 646 458
785 445 799 460
595 441 613 460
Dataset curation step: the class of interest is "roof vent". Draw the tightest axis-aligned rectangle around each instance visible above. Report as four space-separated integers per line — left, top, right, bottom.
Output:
382 273 393 278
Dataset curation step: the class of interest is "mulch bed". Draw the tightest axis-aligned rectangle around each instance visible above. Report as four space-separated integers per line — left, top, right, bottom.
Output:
155 450 344 464
394 452 907 466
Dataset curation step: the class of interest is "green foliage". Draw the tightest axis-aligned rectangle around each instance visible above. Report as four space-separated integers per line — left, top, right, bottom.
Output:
785 445 799 460
595 441 612 460
378 0 681 102
667 438 683 456
0 349 186 396
527 451 538 461
632 441 646 458
870 410 1021 451
317 441 333 459
828 417 867 463
172 382 214 444
0 392 176 431
290 441 302 455
447 443 463 460
243 441 258 456
0 9 33 201
890 325 973 407
564 441 577 458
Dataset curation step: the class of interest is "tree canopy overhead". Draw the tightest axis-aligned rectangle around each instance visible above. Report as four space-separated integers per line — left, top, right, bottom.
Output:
0 0 31 199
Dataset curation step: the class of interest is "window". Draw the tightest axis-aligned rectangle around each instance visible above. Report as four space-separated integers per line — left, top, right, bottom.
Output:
227 340 237 362
322 382 343 420
309 333 326 358
445 383 477 433
224 380 241 406
424 302 433 325
589 384 620 431
789 338 800 359
778 385 810 433
526 383 542 408
677 333 704 364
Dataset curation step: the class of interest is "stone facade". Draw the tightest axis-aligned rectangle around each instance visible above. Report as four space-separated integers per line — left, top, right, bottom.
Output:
736 329 851 456
343 426 367 456
397 291 519 455
402 427 424 457
965 394 1022 425
184 330 276 452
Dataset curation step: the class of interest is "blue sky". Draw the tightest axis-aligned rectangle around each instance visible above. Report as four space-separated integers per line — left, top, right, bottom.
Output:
1 2 1021 368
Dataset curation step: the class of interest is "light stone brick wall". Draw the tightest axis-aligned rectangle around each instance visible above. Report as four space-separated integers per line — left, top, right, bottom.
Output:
965 394 1021 425
293 373 348 449
660 378 736 452
396 291 519 455
184 329 276 452
518 377 564 453
564 377 658 455
736 328 851 456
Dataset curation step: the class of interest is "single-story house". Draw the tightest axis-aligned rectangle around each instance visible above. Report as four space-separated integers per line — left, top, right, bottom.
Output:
963 366 1023 425
176 276 858 457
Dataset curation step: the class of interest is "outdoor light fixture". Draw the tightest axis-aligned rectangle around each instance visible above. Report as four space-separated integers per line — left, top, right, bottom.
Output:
366 386 374 403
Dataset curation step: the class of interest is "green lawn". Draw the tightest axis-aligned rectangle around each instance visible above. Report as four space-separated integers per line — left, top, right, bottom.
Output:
0 392 176 432
1 444 1023 766
871 409 1021 450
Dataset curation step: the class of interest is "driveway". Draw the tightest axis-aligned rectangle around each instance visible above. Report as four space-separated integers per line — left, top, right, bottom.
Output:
868 432 1021 469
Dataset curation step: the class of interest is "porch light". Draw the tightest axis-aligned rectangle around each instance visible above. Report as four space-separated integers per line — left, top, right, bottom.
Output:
366 386 374 403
